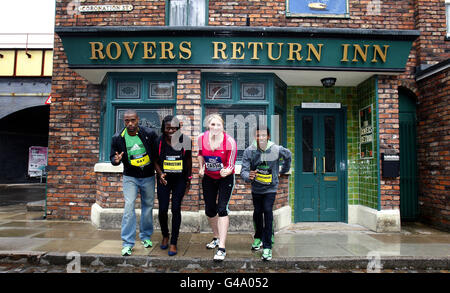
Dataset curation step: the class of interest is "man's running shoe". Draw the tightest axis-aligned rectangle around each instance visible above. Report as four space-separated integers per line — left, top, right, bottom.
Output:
251 238 263 251
121 246 133 256
141 239 153 248
261 248 272 261
206 238 219 249
214 248 226 261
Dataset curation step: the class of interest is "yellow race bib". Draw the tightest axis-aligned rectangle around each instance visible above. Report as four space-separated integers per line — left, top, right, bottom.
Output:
255 163 272 185
163 159 183 173
130 153 150 167
255 173 272 184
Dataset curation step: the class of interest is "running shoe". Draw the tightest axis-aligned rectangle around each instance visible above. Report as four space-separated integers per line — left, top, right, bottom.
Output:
251 238 263 251
141 239 153 248
261 248 272 261
206 238 219 249
121 246 133 256
214 248 226 261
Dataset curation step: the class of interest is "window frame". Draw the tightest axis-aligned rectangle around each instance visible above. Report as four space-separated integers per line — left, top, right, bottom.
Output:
99 72 177 162
446 0 450 38
166 0 209 26
201 73 287 162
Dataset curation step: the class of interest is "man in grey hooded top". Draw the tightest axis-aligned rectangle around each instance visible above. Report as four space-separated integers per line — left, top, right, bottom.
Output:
240 125 291 261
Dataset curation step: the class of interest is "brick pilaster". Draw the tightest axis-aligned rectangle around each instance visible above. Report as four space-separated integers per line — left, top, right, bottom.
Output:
378 76 400 210
176 70 202 212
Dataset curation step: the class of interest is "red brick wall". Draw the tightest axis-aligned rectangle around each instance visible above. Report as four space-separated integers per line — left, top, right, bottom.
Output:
47 35 101 220
378 76 401 210
210 0 415 29
96 173 123 208
414 0 450 65
416 68 450 231
56 0 418 31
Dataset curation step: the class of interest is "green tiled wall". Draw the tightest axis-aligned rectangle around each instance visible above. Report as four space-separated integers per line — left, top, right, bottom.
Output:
286 77 379 221
356 77 379 210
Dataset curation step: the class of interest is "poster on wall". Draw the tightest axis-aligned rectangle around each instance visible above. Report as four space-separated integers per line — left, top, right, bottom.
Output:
28 146 48 177
359 105 374 159
287 0 349 17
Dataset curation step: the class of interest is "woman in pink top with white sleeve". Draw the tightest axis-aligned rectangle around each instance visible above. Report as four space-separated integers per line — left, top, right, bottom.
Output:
198 114 237 262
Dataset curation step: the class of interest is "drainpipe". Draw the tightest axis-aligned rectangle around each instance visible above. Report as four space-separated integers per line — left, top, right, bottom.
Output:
375 75 381 211
43 169 47 219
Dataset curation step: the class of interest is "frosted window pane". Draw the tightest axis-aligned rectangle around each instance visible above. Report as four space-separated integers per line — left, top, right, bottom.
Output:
447 4 450 36
169 0 205 26
169 0 187 26
189 0 206 26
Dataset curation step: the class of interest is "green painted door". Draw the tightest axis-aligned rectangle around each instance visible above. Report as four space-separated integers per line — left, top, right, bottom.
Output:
294 108 346 222
399 92 418 221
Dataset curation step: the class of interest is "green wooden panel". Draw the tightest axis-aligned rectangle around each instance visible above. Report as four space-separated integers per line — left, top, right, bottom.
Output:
295 113 319 221
399 92 418 221
400 112 418 220
319 112 343 221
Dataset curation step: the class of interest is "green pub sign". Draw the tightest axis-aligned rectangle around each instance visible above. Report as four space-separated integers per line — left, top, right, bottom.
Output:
56 28 416 72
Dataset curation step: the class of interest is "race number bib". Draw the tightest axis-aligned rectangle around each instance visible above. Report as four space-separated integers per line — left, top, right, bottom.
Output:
163 155 183 173
255 164 272 185
130 153 150 168
204 156 223 172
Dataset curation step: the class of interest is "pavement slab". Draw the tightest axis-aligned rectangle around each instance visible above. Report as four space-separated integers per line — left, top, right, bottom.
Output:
0 200 448 272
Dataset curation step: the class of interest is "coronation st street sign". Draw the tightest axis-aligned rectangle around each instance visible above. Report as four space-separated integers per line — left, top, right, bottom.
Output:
58 35 414 70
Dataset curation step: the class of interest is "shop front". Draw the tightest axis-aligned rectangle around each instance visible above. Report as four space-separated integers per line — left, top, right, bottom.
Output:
52 26 418 232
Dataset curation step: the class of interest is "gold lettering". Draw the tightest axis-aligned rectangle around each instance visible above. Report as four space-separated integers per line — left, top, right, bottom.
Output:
160 42 175 60
247 42 263 60
287 43 302 61
89 42 105 60
306 43 323 62
143 42 157 59
267 43 284 61
123 42 139 59
352 44 370 62
371 45 390 63
212 42 227 60
179 41 192 60
106 42 121 60
341 44 350 62
231 42 245 60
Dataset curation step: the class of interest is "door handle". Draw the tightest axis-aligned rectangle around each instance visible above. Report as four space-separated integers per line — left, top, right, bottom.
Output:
314 157 317 174
323 157 326 174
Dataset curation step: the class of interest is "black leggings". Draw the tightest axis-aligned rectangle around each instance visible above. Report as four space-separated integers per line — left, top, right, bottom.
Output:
252 192 276 249
157 175 186 245
202 174 235 218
